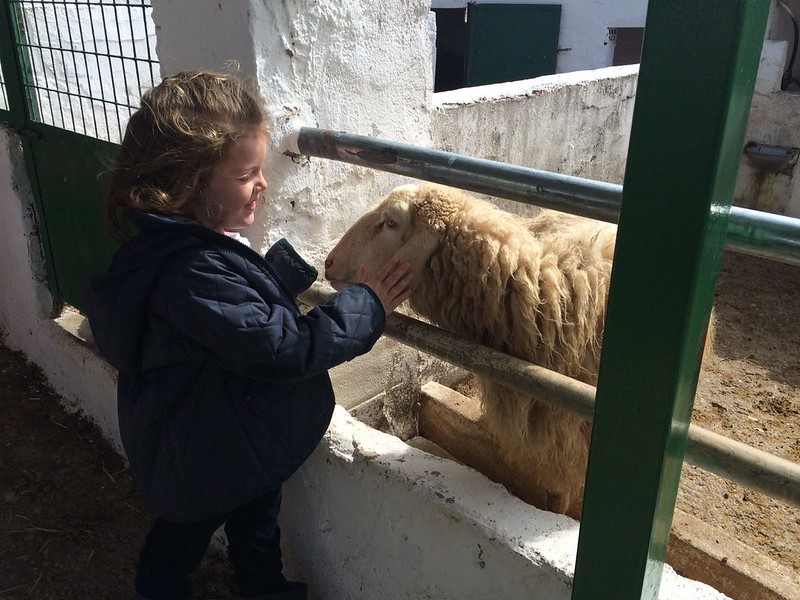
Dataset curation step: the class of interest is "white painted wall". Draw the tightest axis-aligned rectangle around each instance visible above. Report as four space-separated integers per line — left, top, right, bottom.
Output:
766 0 800 85
431 65 638 184
0 0 765 598
0 130 121 447
735 39 800 216
430 0 647 73
152 0 434 268
427 2 800 220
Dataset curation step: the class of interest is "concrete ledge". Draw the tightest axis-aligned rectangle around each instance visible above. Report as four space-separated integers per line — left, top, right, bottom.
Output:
418 381 797 600
667 510 800 600
280 405 730 600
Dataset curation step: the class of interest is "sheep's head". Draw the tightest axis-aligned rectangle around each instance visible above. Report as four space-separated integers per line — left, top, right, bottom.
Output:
325 184 441 291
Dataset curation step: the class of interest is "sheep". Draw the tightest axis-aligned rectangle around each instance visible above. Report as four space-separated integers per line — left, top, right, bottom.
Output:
324 182 618 517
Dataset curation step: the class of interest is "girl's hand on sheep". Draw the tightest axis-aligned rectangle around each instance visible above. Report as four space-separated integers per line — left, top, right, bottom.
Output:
358 256 415 316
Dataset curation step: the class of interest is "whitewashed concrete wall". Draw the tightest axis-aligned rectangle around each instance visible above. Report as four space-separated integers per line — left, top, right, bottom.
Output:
427 14 800 220
734 39 800 217
0 130 121 446
766 0 800 85
281 406 729 600
431 0 647 73
431 65 638 183
0 1 742 598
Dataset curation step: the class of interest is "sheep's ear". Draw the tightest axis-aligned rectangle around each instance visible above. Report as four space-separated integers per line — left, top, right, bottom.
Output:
380 209 398 230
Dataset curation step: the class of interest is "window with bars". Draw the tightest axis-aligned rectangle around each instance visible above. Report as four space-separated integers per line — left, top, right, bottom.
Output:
11 0 159 143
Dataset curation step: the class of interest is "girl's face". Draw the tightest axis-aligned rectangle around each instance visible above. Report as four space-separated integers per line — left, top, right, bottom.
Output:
204 132 268 232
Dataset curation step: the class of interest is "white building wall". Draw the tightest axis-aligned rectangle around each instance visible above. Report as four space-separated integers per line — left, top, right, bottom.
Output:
0 131 122 446
431 65 638 185
280 406 729 600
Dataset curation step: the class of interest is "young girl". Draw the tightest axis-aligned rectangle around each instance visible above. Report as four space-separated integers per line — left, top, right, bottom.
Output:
83 71 415 600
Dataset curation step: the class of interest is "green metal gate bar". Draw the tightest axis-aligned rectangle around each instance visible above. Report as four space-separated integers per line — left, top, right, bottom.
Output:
295 128 800 267
573 1 771 598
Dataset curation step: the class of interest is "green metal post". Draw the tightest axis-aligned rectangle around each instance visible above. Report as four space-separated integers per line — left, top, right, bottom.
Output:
572 1 770 599
0 0 27 127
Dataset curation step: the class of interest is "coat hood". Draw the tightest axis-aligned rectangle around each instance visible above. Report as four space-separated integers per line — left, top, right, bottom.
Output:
82 213 206 374
82 211 318 376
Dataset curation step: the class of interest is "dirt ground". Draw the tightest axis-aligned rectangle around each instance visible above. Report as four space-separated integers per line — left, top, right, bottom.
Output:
681 250 800 575
0 250 798 598
0 356 238 597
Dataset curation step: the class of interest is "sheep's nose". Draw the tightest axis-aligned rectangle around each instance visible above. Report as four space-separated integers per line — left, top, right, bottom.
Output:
324 257 334 269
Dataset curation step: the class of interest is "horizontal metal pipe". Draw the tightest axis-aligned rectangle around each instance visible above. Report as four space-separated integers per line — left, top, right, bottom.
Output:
300 282 800 508
727 205 800 265
685 424 800 507
296 127 623 223
296 127 800 267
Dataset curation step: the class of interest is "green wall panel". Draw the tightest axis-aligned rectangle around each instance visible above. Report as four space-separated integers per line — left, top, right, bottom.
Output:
27 126 119 310
466 4 561 87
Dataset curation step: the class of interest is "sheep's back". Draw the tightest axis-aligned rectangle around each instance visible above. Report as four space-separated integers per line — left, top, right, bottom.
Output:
411 208 616 384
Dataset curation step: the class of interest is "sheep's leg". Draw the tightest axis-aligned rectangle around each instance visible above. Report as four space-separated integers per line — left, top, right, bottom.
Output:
546 490 570 515
480 380 589 517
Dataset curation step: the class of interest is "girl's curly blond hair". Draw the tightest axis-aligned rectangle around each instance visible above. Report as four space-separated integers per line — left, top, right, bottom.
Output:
106 70 266 238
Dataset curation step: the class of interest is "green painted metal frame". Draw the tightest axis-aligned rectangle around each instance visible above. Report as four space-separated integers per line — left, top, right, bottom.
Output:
0 0 158 311
572 1 770 599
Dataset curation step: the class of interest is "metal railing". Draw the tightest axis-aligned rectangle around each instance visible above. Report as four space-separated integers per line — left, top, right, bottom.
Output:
302 283 800 508
296 127 800 267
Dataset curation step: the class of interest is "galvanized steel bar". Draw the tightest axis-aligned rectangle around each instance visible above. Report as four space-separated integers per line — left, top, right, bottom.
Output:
685 425 800 507
296 126 623 223
296 127 800 267
300 283 800 508
727 206 800 264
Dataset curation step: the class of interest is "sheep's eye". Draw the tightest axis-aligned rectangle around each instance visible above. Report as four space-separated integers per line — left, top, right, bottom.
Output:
385 218 397 229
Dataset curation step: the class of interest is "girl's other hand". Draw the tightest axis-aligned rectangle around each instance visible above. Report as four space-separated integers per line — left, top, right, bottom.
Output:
358 256 415 316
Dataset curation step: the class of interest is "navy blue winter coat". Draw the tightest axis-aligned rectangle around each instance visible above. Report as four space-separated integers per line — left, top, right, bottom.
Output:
83 211 385 522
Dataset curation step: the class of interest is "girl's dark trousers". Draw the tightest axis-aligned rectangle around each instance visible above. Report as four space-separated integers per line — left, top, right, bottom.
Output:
134 485 305 599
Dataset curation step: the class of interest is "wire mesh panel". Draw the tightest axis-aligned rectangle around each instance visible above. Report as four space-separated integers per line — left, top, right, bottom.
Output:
11 0 159 143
